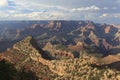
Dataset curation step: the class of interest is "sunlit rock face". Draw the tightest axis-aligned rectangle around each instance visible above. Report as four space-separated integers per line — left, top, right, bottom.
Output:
0 21 120 55
0 36 120 80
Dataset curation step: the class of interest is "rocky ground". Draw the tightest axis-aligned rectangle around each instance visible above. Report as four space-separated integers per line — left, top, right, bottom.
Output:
0 36 120 80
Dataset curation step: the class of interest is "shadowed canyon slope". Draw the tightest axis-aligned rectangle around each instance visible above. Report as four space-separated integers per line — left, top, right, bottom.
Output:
0 21 120 55
0 36 120 80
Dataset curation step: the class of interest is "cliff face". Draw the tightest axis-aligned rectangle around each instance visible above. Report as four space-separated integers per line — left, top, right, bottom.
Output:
43 42 74 59
0 36 120 80
0 36 58 79
0 21 120 55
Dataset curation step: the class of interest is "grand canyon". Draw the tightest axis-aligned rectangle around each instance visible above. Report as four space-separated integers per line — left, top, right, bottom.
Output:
0 21 120 80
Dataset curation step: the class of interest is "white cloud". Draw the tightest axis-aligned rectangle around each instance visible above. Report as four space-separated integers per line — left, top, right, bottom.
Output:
0 0 8 7
0 0 120 23
72 5 100 12
12 11 66 20
100 13 108 18
0 11 9 17
13 0 69 12
100 13 120 19
112 13 120 18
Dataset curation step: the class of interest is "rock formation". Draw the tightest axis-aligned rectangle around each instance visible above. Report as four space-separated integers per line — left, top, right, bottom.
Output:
0 36 120 80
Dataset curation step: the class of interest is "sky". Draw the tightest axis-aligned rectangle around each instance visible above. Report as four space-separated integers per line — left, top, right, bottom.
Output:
0 0 120 24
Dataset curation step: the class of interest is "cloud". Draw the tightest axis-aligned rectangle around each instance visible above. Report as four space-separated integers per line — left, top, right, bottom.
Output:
72 5 100 12
14 0 69 12
0 0 8 7
0 0 120 23
113 14 120 18
100 13 120 19
11 11 66 20
0 11 9 17
100 13 108 18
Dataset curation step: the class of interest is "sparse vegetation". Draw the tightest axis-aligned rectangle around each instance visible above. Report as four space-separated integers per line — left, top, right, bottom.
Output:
0 36 120 80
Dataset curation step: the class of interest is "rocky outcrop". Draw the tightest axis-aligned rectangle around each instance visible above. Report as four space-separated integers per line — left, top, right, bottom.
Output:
115 29 120 42
105 26 111 33
89 31 99 46
1 36 120 79
0 20 120 55
68 41 84 52
43 42 74 59
101 55 120 64
0 36 58 79
30 24 39 29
